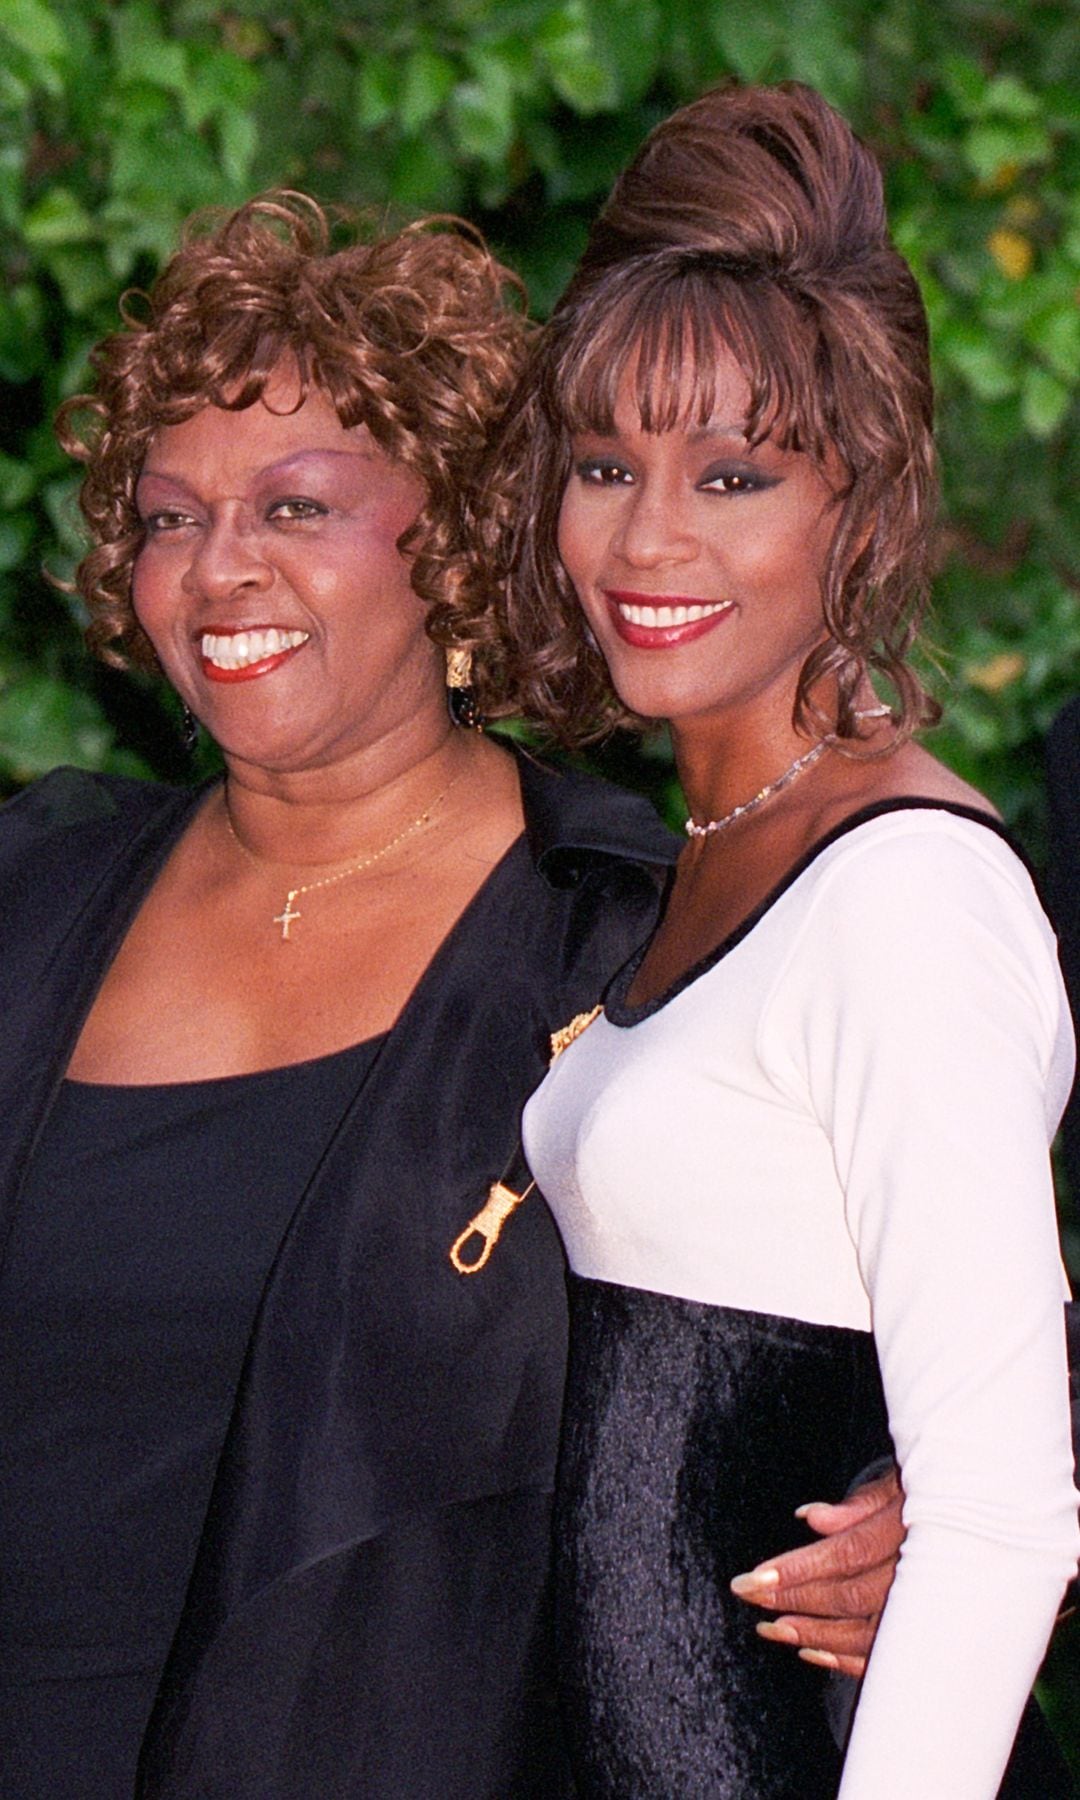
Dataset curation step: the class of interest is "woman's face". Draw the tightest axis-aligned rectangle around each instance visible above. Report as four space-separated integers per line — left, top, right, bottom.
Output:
133 365 440 773
557 341 842 733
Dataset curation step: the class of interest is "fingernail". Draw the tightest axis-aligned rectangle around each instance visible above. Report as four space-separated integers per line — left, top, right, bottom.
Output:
730 1567 780 1598
794 1501 835 1519
756 1621 799 1645
798 1649 839 1670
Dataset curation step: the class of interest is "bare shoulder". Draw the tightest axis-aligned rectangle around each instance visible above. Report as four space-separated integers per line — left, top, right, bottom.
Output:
808 738 999 834
864 740 1000 819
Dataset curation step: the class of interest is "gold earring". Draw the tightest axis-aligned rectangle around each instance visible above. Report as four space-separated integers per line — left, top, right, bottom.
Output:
445 646 473 689
445 645 483 729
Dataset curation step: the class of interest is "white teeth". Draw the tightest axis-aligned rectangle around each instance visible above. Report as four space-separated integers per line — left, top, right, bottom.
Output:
616 601 729 628
201 629 309 670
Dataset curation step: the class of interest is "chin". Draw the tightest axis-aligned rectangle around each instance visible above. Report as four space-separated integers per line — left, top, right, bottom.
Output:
604 666 705 725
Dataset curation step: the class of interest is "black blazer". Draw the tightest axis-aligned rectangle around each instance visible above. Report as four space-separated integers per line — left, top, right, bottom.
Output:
0 755 676 1800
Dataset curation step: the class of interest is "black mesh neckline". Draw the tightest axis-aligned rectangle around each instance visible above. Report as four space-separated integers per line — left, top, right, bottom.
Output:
604 798 1019 1029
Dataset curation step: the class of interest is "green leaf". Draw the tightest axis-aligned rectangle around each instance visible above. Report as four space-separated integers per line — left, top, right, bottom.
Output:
783 1 863 111
0 141 25 231
447 43 523 163
0 285 46 382
184 47 260 129
44 245 116 314
388 134 465 211
354 53 400 129
0 0 68 62
448 79 515 162
709 0 782 82
1024 305 1080 384
937 323 1019 400
110 3 189 96
217 108 258 187
43 474 86 559
1020 365 1072 438
981 75 1042 123
0 515 34 571
584 0 662 105
0 457 35 512
963 120 1053 183
0 673 112 780
941 54 987 117
398 48 458 134
535 2 616 113
22 187 96 248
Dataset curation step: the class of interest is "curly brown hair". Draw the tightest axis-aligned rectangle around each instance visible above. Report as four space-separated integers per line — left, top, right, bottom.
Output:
463 81 940 746
56 190 528 707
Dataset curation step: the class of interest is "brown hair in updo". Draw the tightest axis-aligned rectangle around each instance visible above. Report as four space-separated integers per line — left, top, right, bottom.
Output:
467 81 940 745
56 191 527 708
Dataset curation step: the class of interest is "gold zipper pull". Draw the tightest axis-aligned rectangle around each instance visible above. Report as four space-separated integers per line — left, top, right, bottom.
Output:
449 1179 536 1274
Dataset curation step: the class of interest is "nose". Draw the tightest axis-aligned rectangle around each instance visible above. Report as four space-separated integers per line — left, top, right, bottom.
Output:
181 511 274 601
611 481 699 570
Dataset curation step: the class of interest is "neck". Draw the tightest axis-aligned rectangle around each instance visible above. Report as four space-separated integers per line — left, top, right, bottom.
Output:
220 721 472 867
670 703 818 830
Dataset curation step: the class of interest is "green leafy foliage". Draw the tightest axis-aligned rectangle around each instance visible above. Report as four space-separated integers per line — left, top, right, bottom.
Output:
0 0 1075 830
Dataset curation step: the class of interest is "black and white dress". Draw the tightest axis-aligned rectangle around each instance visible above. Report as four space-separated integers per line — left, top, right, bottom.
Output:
524 802 1080 1798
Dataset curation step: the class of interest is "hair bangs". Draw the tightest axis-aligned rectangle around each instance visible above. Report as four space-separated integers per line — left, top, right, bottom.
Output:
549 261 831 463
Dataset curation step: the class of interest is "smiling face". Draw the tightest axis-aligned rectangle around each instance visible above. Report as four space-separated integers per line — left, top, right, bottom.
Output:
556 343 843 735
132 365 440 775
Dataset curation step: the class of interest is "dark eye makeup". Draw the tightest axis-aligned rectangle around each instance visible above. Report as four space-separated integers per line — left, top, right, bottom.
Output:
573 458 634 486
570 455 778 495
697 464 778 495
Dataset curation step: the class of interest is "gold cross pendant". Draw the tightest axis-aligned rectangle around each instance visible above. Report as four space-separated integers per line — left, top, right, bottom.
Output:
274 894 302 940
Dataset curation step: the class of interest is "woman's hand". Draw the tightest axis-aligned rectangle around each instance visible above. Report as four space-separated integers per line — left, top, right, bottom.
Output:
729 1465 905 1677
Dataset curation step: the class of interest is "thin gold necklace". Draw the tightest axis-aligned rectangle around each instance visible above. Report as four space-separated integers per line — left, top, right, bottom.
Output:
224 769 462 940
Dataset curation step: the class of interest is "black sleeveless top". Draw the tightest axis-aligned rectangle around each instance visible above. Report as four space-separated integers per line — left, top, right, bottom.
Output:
0 1037 384 1800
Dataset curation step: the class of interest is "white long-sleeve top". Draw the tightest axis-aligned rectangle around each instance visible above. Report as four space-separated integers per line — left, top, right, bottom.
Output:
524 805 1079 1799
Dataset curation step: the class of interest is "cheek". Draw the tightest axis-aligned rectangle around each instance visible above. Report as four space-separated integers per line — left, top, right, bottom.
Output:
345 493 421 581
315 517 425 640
556 490 590 591
130 549 173 643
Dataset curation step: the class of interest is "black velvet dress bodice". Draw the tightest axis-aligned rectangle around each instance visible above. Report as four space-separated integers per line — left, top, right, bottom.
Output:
0 1037 384 1800
556 1278 1075 1800
556 1277 893 1800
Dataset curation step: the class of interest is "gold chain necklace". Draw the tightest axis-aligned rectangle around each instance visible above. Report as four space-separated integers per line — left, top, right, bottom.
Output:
224 770 461 940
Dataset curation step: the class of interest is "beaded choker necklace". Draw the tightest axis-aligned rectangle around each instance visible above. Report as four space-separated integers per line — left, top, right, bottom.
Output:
684 743 826 839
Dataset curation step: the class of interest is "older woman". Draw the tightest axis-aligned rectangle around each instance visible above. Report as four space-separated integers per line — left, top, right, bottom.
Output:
482 83 1080 1797
0 194 676 1799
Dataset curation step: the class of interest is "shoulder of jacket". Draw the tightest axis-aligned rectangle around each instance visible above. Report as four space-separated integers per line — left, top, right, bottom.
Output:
0 770 194 887
1 767 186 837
516 749 678 888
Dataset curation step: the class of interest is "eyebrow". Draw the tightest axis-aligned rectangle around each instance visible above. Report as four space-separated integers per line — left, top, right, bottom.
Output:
136 447 375 489
572 418 752 444
685 420 752 443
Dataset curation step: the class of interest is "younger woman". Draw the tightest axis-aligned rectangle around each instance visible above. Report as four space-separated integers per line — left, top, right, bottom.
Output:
486 83 1079 1796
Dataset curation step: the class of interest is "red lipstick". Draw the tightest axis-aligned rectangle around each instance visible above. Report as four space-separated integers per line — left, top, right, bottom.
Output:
198 626 309 684
201 647 303 684
603 590 735 651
